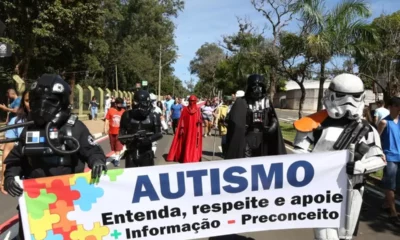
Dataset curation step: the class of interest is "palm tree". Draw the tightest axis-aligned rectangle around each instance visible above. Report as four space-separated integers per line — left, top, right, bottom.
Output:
294 0 372 111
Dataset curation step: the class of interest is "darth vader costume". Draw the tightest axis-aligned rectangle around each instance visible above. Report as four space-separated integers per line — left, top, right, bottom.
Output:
118 90 162 168
225 74 286 159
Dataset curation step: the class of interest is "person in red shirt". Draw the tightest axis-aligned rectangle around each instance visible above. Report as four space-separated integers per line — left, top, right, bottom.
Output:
104 97 125 166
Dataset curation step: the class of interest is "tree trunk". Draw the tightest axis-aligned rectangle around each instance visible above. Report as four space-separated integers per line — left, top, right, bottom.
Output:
317 61 326 111
298 83 306 119
269 67 276 100
69 73 76 106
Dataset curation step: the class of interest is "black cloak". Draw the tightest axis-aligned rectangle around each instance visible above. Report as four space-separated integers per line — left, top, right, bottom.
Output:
225 97 286 159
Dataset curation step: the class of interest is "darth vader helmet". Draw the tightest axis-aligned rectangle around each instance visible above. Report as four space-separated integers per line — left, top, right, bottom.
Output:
323 73 365 120
245 74 267 100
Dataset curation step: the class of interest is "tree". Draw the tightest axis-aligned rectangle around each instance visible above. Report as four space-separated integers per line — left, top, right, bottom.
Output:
277 31 315 118
189 43 225 97
296 0 372 111
251 0 297 100
217 18 284 95
0 0 185 98
354 11 400 102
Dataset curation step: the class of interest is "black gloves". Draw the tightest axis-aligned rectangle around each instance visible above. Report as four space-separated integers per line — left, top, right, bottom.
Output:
346 162 355 175
4 177 23 197
91 160 107 180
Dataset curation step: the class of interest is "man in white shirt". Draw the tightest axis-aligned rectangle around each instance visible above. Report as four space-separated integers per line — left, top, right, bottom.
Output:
104 93 111 120
374 100 390 125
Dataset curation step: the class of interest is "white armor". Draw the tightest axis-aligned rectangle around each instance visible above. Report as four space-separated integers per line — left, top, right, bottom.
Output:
293 74 386 240
150 93 159 154
323 73 365 120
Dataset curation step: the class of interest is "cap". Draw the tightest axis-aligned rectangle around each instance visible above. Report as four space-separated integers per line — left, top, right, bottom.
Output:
106 93 110 97
236 90 245 98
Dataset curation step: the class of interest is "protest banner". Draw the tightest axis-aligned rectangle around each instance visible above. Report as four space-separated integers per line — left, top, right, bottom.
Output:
18 150 349 240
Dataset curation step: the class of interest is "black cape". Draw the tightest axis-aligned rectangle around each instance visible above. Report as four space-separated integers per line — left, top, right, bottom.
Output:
225 97 286 159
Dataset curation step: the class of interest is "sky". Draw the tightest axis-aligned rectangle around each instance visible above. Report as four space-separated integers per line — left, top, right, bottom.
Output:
171 0 400 85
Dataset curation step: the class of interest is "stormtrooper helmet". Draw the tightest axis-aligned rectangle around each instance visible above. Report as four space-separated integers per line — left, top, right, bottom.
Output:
323 73 365 120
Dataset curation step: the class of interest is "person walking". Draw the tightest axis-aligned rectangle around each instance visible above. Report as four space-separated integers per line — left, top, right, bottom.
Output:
378 97 400 224
201 100 215 137
217 96 231 157
170 98 183 134
104 97 125 166
375 100 390 126
0 89 21 124
104 94 111 120
89 96 99 120
1 90 30 195
164 95 174 134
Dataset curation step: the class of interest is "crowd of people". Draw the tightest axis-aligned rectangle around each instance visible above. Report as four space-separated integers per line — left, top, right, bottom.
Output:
0 72 399 239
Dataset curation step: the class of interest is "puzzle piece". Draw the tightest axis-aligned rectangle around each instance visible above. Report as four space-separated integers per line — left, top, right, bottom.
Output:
69 172 91 186
35 175 72 188
43 229 64 240
70 222 110 240
28 210 60 240
47 179 80 209
25 189 57 220
50 200 77 232
23 179 47 198
71 177 104 211
53 226 77 240
107 169 124 182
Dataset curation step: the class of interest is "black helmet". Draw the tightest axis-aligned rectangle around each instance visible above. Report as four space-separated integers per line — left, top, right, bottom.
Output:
132 90 151 117
245 74 266 100
29 74 71 126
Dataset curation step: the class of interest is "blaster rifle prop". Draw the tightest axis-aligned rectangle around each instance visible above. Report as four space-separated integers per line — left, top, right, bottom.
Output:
118 131 162 159
0 121 35 144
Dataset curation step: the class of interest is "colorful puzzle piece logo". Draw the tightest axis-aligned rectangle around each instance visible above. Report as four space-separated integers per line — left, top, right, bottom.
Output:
23 172 112 240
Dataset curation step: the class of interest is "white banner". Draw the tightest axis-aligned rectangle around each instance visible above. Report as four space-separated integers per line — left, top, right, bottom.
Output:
19 150 349 240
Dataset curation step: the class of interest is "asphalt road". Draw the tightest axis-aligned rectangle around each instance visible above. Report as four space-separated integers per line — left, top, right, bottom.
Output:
275 108 315 123
1 133 400 239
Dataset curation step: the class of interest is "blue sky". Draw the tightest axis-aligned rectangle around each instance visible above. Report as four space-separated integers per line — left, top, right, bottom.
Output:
171 0 400 85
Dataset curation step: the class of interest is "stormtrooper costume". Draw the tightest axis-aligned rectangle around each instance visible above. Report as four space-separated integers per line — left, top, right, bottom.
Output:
293 73 386 240
150 93 162 154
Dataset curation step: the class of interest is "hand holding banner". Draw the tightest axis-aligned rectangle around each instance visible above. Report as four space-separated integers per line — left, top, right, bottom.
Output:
18 150 349 240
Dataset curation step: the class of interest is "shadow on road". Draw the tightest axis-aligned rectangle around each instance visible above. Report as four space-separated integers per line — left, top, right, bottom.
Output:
209 235 255 240
360 190 400 236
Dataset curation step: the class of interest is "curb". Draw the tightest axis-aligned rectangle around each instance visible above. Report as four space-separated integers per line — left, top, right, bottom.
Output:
92 133 104 139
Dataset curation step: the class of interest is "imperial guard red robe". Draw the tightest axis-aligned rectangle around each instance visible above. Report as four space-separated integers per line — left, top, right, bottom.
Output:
167 95 202 163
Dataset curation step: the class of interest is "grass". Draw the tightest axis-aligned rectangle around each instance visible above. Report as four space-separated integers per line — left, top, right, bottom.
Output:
279 121 296 143
278 120 385 180
370 169 383 180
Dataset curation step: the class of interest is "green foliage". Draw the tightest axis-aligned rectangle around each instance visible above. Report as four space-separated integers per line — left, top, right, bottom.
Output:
0 0 187 93
353 11 400 96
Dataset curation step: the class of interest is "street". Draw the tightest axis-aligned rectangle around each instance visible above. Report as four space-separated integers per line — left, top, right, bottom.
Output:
275 108 315 123
1 133 399 239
